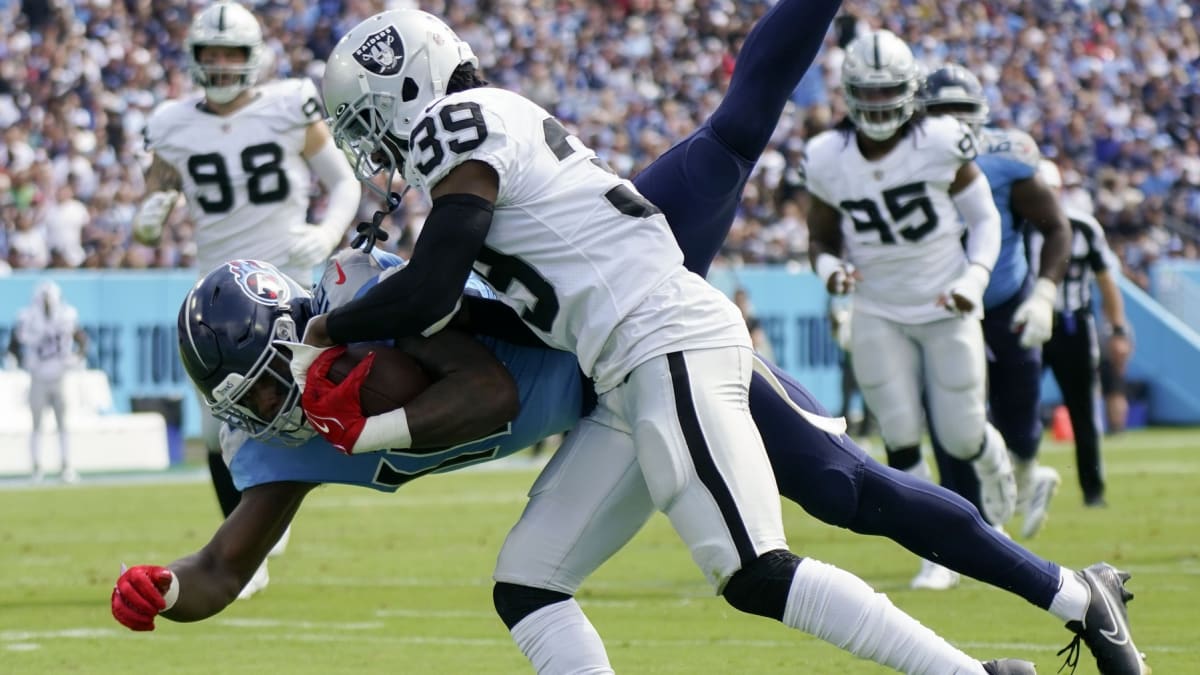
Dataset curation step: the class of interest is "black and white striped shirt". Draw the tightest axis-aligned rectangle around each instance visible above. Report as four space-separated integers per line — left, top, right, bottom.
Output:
1027 206 1116 314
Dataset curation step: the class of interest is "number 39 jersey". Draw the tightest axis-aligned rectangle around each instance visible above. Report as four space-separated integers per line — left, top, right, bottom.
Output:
144 78 322 280
404 87 748 392
804 116 978 324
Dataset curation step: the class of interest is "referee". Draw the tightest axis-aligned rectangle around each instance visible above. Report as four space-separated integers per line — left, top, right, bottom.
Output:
1031 160 1132 507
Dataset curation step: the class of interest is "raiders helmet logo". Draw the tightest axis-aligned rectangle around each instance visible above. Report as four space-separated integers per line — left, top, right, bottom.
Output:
227 260 293 306
354 26 405 76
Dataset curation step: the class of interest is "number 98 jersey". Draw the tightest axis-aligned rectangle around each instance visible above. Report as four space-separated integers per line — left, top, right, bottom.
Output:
143 78 323 279
403 87 748 392
803 116 978 324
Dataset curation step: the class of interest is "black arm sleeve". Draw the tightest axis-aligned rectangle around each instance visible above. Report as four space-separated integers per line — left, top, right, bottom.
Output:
326 193 494 344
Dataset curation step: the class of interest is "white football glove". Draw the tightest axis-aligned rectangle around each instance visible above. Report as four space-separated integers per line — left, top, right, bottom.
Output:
132 190 180 245
1011 278 1057 348
275 338 331 394
288 223 344 269
815 253 858 295
939 264 991 318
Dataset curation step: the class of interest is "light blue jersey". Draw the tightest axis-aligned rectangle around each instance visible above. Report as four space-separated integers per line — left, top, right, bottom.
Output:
228 249 585 492
975 127 1040 309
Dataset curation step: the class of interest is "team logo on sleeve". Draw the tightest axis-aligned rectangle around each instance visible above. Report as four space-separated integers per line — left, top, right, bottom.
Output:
354 26 405 76
227 260 293 306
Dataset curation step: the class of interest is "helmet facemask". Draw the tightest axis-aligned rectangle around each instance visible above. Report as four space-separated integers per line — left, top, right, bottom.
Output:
331 92 407 201
846 81 918 141
206 314 314 445
191 46 261 104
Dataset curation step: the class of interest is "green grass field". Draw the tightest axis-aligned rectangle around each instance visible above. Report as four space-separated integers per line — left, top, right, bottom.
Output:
1 428 1197 674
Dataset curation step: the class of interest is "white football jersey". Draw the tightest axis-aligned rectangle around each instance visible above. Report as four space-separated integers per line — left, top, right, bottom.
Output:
804 116 978 324
15 305 79 380
404 87 748 392
144 78 323 280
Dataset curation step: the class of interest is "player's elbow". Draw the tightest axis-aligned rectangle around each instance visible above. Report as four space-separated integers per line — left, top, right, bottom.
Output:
472 365 521 431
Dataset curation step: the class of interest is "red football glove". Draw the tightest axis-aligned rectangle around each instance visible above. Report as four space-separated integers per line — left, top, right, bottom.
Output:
301 346 376 454
112 565 174 631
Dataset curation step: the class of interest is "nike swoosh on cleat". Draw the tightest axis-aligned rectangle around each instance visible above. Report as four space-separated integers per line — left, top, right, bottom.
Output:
334 260 347 285
1094 575 1131 645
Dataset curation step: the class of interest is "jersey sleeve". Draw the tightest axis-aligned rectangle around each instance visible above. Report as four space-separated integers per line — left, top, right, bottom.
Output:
142 100 178 153
943 117 979 164
401 91 515 193
292 78 325 126
226 431 398 492
799 133 836 205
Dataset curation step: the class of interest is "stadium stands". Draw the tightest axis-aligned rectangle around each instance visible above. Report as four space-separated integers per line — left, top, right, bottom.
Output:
0 0 1197 282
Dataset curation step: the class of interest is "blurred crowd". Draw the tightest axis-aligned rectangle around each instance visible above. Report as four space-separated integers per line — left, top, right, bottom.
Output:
2 0 1198 290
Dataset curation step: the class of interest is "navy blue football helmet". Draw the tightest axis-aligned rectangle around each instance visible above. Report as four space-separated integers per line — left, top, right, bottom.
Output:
178 259 314 444
918 63 989 132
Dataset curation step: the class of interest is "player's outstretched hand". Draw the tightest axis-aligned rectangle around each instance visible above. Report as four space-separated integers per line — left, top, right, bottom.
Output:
112 565 175 631
301 347 374 454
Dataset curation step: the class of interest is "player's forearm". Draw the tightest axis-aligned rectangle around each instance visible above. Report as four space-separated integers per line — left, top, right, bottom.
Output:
406 372 520 449
1032 212 1070 284
143 155 182 193
952 174 1001 271
1097 272 1127 330
327 195 493 343
308 137 361 235
158 552 245 623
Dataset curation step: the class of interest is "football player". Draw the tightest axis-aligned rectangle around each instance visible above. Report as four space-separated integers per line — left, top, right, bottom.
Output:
804 30 1015 590
8 281 88 483
133 1 362 597
300 8 1015 673
114 6 1147 674
919 64 1072 540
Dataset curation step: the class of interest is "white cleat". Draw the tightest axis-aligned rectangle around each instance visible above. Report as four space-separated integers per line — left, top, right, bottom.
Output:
910 560 960 591
61 467 80 484
973 429 1017 526
237 562 270 600
1020 466 1061 539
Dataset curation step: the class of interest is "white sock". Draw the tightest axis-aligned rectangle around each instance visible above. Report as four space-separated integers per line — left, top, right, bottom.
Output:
1048 567 1090 623
782 558 986 674
509 599 613 675
58 431 71 470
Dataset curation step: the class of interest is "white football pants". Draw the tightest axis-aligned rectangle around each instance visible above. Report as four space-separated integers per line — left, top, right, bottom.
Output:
850 311 988 458
494 345 787 594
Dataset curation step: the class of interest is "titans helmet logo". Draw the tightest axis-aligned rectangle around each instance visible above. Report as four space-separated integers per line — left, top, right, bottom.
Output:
227 259 292 306
353 26 405 76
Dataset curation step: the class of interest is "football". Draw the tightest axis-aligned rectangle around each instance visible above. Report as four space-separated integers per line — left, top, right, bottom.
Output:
324 343 432 416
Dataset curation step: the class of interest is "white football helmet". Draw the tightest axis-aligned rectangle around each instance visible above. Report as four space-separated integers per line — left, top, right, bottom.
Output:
323 9 478 199
841 29 921 141
186 2 265 105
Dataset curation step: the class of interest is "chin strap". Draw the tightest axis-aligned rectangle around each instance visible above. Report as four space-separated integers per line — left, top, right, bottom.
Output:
352 187 409 254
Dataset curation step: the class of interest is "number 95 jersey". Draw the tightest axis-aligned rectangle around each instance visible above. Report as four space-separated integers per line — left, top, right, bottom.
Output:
803 116 978 324
403 87 748 393
143 78 322 279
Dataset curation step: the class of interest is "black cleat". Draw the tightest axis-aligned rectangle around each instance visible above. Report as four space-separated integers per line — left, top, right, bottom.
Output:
1059 563 1151 674
983 658 1037 674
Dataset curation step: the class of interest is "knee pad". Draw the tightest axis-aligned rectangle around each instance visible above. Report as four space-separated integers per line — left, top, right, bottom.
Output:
721 549 801 621
493 582 573 630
